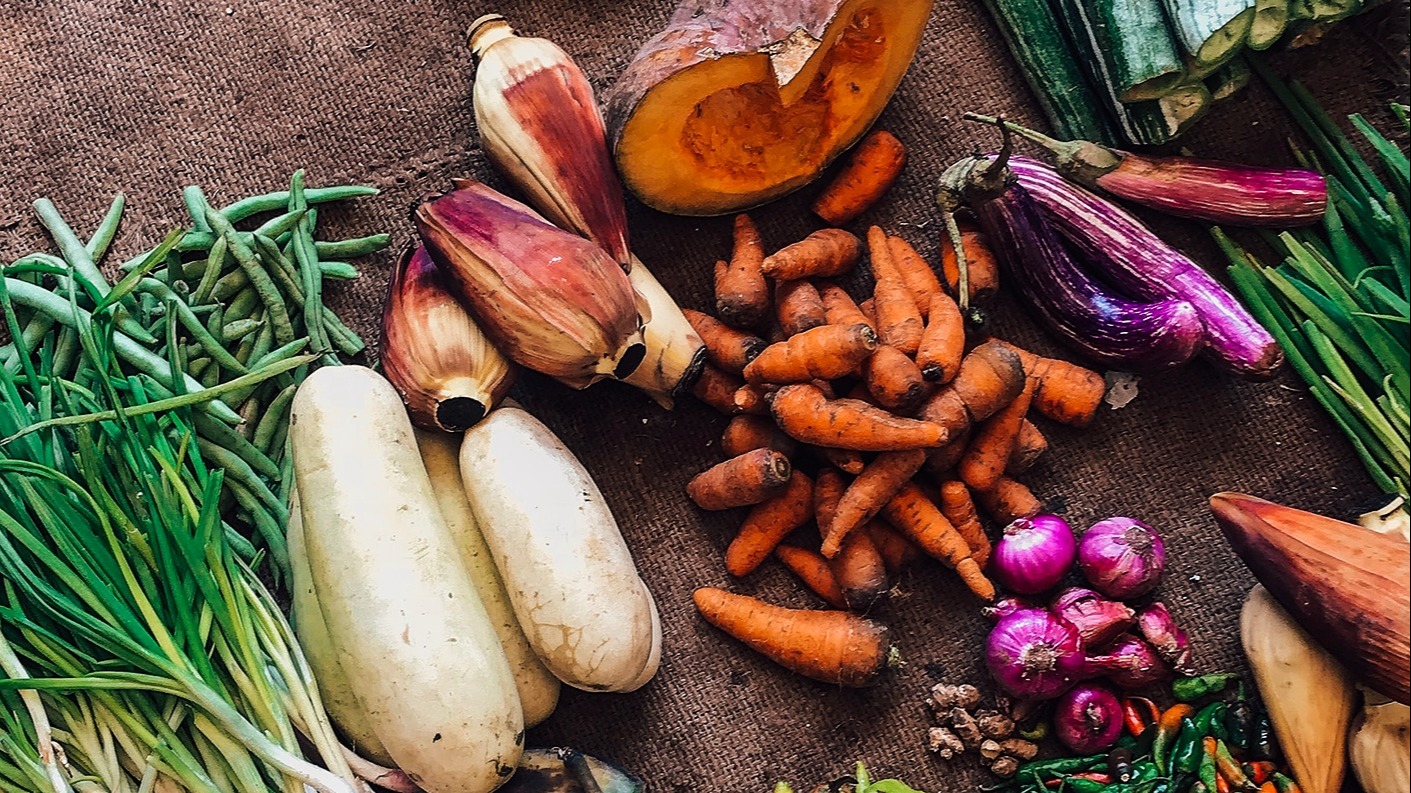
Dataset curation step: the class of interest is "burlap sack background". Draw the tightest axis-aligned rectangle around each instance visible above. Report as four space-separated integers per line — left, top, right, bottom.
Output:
2 2 1407 789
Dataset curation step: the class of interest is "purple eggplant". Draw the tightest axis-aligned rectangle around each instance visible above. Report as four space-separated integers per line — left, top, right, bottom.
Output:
1010 156 1284 380
936 130 1204 372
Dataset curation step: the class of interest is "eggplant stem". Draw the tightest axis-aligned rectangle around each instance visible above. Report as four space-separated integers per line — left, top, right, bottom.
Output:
943 211 972 313
965 113 1066 153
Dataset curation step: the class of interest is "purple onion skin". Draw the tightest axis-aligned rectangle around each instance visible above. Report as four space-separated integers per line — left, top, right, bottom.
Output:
1051 587 1136 649
1078 517 1166 599
1096 153 1326 228
1011 157 1284 380
1084 634 1173 689
991 515 1078 595
982 595 1038 623
1054 683 1126 753
968 171 1205 372
986 609 1085 700
1137 602 1195 675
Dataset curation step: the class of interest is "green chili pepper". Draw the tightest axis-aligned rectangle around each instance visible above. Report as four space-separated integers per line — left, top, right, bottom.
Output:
1154 706 1195 774
1173 673 1239 702
1212 739 1251 789
1172 718 1205 775
1065 779 1107 793
1271 773 1300 793
1015 755 1104 780
1197 740 1218 793
1208 703 1229 743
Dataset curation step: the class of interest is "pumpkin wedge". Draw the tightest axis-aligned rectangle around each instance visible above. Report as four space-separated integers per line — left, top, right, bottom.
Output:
604 0 934 216
1211 492 1410 704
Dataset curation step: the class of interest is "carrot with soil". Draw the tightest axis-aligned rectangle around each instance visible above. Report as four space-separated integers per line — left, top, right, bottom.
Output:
716 214 769 328
938 481 992 567
882 482 997 600
774 546 849 609
692 587 893 687
916 291 965 383
725 470 814 577
743 323 878 383
862 345 930 414
999 342 1106 427
869 226 924 355
683 308 767 374
1008 419 1048 474
687 448 794 510
813 467 847 533
693 364 748 414
959 376 1038 492
819 281 875 331
976 476 1044 525
868 521 924 574
831 530 890 610
813 445 866 475
761 229 862 279
925 427 971 477
916 340 1027 437
940 220 1000 304
732 382 769 415
887 234 944 317
775 279 828 336
721 414 797 457
811 130 908 226
823 449 927 558
770 383 948 451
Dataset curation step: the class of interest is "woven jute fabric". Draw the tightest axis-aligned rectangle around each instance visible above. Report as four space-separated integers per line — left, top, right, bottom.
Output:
1 2 1407 790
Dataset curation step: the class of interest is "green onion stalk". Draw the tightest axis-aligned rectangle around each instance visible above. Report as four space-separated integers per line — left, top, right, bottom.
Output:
1216 59 1409 500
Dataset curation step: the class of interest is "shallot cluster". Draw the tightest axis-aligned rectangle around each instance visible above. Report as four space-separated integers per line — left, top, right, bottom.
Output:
983 514 1197 753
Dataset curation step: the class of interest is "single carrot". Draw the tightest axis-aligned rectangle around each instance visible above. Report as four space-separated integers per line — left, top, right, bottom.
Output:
867 520 923 574
818 281 875 332
716 214 770 328
732 383 770 415
774 279 828 337
862 345 930 414
924 426 971 478
881 482 996 600
868 227 923 355
811 444 866 475
886 234 943 318
721 414 797 458
761 229 862 280
743 323 878 384
974 476 1043 526
693 364 748 414
997 342 1106 427
958 376 1038 492
692 587 892 686
687 448 793 510
822 449 926 558
813 467 847 533
1006 419 1047 475
810 129 907 226
915 340 1027 438
683 308 767 374
725 470 814 577
830 529 890 610
770 383 948 451
938 481 991 567
939 219 1000 303
774 545 849 609
915 291 965 384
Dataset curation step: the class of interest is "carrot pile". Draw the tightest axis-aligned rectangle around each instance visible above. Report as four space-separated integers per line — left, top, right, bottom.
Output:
686 146 1108 688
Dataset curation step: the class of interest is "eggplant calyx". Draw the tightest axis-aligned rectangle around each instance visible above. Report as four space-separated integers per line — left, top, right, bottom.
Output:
964 113 1124 186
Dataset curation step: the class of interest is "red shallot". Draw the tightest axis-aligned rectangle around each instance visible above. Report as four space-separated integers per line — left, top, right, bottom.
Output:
991 514 1078 595
1084 633 1172 689
1136 602 1195 675
1051 587 1135 649
986 608 1085 700
1077 517 1165 599
1054 682 1125 753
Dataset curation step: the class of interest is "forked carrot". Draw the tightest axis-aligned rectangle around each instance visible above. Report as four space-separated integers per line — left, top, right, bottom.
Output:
683 308 767 374
916 340 1026 437
958 376 1038 492
743 323 878 384
822 449 926 558
813 467 847 533
915 292 965 383
692 587 892 687
886 234 944 318
770 383 948 451
761 229 862 280
732 383 770 415
775 279 828 337
810 129 908 226
997 342 1106 427
693 364 748 415
774 545 848 609
725 470 814 577
687 448 793 510
867 520 923 574
716 215 770 328
1007 419 1047 474
868 227 923 355
939 219 1000 304
818 281 875 331
830 529 890 610
975 476 1044 526
881 482 996 600
862 345 930 414
721 414 797 458
938 481 991 567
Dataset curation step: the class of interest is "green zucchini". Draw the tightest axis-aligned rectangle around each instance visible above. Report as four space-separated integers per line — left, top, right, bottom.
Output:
1206 58 1253 101
1078 0 1186 101
979 0 1118 143
1248 0 1291 48
1164 0 1258 65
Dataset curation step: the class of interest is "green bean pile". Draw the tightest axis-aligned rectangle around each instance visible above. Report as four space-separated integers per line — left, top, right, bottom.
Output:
1 174 388 575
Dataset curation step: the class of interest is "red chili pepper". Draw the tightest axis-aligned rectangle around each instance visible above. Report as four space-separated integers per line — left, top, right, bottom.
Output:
1043 772 1112 789
1212 740 1252 789
1258 783 1277 793
1216 773 1232 793
1122 696 1160 736
1246 761 1276 785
